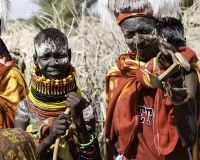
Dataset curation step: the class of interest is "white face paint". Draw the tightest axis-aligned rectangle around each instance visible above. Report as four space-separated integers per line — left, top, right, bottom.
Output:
62 57 69 64
55 60 59 64
35 40 57 57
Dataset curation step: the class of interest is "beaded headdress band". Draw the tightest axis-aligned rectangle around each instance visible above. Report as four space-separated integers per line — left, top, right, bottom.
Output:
98 0 181 25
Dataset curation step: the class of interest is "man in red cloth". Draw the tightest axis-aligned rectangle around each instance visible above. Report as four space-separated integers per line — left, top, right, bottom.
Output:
99 0 200 159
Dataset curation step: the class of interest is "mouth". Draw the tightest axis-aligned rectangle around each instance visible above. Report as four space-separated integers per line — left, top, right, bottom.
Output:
47 70 61 75
134 41 150 50
134 44 150 51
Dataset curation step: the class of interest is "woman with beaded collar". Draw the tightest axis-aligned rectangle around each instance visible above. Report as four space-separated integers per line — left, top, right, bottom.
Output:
99 0 199 159
14 28 102 160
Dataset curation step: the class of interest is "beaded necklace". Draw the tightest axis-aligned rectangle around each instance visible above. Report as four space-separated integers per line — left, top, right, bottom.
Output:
28 65 81 109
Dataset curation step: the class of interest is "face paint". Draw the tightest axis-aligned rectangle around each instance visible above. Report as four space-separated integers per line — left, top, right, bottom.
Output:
120 16 159 61
38 63 43 70
35 40 57 57
62 57 69 64
55 60 59 64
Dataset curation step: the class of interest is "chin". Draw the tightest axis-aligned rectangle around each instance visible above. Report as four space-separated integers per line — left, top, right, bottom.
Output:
138 52 150 59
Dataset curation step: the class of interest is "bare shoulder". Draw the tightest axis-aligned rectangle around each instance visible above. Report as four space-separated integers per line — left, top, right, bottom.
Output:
15 99 30 124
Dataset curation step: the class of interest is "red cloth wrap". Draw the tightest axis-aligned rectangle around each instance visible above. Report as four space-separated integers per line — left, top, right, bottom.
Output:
105 46 199 159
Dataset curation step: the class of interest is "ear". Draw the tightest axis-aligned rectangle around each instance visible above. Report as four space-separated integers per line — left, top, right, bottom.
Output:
33 54 37 64
68 48 71 62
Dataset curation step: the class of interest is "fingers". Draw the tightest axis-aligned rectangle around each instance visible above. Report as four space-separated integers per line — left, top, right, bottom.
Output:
65 92 83 108
55 114 71 128
51 114 71 136
159 40 177 53
157 50 174 70
65 92 82 101
158 45 167 56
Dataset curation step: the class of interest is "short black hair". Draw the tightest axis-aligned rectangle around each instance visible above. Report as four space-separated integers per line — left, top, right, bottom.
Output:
160 17 186 47
34 28 68 47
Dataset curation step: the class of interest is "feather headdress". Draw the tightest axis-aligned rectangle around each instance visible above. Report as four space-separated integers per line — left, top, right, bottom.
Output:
98 0 181 25
0 0 11 31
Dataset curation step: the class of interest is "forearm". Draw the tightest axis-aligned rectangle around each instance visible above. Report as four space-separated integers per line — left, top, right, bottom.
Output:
75 119 102 160
171 79 197 147
173 101 197 147
38 137 54 158
74 117 90 143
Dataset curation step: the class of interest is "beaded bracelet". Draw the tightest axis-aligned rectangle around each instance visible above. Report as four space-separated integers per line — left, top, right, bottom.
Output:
169 86 187 93
78 134 94 147
168 69 184 82
171 94 190 106
77 145 98 160
77 144 98 159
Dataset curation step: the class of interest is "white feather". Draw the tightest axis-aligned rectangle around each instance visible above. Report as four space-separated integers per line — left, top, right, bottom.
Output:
98 0 181 25
148 0 181 17
0 0 11 31
98 0 116 26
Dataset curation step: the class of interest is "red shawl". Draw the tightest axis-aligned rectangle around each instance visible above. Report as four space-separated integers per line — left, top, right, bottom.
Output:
105 46 199 159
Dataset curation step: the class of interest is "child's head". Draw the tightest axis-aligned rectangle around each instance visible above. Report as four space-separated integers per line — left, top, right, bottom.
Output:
160 17 186 48
33 28 71 79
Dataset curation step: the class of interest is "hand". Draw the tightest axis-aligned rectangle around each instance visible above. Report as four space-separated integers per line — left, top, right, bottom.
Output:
158 39 177 70
65 92 84 123
47 114 71 144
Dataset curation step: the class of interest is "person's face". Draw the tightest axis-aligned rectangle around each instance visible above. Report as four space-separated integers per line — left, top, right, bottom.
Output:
120 16 159 61
34 37 70 79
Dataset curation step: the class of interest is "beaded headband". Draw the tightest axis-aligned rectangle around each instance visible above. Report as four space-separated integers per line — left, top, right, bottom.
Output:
116 11 153 24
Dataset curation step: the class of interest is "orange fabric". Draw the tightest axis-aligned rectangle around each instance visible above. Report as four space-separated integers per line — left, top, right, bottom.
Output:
0 97 15 128
105 46 199 159
0 56 29 128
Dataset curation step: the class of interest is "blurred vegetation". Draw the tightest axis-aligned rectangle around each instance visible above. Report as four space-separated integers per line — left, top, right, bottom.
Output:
26 0 79 29
181 0 194 8
26 0 99 29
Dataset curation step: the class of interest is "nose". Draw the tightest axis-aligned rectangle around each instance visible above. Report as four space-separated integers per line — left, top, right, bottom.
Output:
133 34 144 45
49 58 58 66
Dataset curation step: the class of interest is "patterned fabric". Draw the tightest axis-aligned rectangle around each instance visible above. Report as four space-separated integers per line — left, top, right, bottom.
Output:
26 117 75 160
105 46 200 159
0 56 29 128
0 128 40 160
15 99 95 160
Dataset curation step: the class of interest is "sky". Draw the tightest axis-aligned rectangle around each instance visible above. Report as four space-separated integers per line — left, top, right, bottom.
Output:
10 0 40 19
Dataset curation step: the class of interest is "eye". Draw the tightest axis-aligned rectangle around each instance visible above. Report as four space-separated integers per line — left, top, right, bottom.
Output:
138 29 149 34
125 32 135 39
54 53 66 59
40 54 50 60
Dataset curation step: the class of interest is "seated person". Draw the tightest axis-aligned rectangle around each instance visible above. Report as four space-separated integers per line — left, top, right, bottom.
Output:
0 0 29 129
0 128 40 160
14 28 102 160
